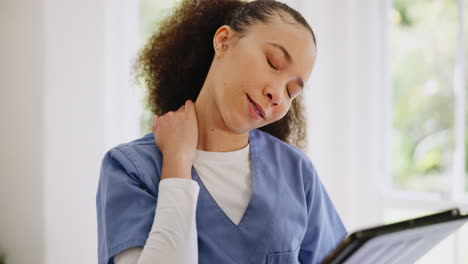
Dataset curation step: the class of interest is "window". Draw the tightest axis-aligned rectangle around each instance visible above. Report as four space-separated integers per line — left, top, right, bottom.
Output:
390 0 466 196
386 0 467 262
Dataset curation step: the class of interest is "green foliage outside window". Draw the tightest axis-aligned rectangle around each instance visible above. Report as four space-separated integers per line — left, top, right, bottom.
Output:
391 0 467 193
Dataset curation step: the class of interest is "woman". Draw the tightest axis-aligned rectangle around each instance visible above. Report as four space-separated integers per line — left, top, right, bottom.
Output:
97 0 347 263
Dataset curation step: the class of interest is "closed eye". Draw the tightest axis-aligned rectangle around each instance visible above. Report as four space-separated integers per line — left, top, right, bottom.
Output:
266 58 277 70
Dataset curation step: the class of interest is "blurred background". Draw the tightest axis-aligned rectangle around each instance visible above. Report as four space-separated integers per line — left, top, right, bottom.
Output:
0 0 467 263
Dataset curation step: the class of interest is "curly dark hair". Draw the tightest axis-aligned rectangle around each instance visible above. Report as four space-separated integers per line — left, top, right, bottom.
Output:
135 0 316 150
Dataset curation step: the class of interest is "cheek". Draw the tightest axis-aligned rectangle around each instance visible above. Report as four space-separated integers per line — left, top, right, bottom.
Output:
270 104 291 123
234 49 266 77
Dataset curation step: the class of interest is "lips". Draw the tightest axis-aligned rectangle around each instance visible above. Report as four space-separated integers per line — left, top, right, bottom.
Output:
247 94 266 119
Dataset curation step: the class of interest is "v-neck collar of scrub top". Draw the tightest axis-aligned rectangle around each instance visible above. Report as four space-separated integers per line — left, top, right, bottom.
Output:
192 129 281 263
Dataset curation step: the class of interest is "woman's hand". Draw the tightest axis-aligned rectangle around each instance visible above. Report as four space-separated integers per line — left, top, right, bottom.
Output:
153 100 198 180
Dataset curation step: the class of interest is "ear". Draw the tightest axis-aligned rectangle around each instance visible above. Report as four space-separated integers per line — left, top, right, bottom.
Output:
213 25 232 57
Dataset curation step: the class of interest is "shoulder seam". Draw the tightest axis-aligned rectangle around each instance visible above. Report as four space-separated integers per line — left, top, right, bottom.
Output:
114 147 141 177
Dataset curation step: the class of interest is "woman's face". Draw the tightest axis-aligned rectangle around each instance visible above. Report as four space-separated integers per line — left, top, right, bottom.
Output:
210 13 316 134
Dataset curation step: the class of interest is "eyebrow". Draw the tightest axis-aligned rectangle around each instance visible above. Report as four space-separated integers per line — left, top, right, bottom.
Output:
267 42 304 89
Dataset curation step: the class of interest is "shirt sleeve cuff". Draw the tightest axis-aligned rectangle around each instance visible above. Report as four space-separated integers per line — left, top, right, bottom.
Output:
158 178 200 194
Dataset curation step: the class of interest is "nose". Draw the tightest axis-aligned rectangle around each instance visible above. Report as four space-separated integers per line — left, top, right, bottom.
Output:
263 86 282 106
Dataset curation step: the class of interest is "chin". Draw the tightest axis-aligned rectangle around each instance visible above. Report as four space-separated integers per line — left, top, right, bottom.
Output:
226 122 251 135
224 114 253 134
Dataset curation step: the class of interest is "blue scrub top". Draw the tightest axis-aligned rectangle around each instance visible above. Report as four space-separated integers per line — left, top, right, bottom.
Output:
97 129 347 264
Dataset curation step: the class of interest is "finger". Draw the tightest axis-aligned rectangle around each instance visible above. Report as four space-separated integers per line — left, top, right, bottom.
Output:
187 100 196 115
185 100 194 112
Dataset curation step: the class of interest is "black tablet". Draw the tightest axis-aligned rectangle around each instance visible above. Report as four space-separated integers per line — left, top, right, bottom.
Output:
322 208 468 264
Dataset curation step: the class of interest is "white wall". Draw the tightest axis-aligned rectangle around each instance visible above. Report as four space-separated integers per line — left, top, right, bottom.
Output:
43 0 107 262
0 0 46 263
298 0 389 231
1 0 139 263
43 0 139 263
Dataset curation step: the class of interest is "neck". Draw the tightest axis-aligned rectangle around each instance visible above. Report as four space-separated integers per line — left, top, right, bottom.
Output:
194 82 249 152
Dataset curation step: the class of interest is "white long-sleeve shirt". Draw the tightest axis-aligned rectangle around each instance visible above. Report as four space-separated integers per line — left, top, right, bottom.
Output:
114 144 252 264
